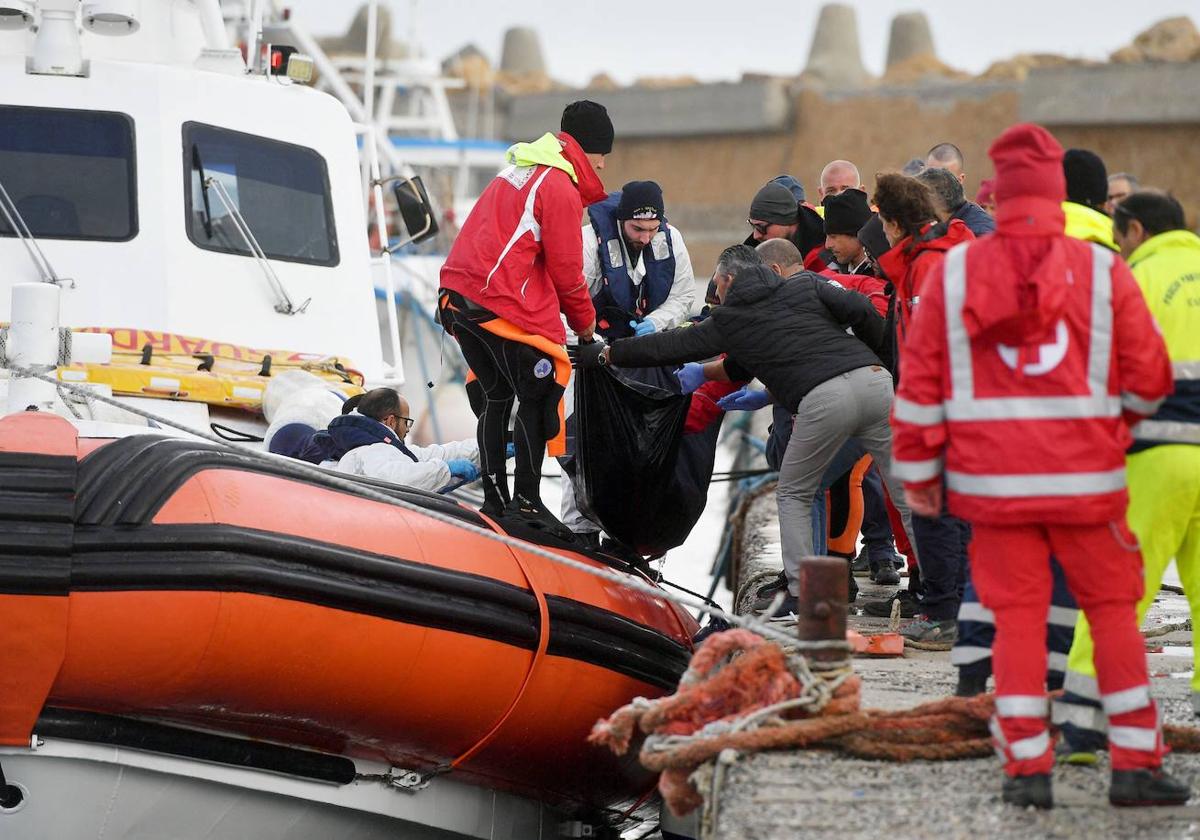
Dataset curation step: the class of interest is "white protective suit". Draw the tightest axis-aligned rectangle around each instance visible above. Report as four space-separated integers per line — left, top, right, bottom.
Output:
332 430 479 493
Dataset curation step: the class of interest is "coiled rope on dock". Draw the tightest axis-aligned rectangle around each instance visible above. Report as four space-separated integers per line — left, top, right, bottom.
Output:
590 627 1200 820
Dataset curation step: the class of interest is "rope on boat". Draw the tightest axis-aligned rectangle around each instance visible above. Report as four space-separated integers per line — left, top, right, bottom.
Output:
13 366 803 649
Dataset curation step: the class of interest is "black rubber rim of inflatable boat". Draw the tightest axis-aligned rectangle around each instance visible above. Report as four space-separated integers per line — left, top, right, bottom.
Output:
34 707 357 785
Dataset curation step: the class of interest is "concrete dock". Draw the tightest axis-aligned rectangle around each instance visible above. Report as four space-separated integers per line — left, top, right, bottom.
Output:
706 481 1200 840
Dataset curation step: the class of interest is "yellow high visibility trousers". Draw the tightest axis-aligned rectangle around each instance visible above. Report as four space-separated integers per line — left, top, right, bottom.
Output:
1064 445 1200 704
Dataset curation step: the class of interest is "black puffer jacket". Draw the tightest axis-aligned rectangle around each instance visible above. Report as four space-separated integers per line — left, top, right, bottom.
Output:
608 266 885 413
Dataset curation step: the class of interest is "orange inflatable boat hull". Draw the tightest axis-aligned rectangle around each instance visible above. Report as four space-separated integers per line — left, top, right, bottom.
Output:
0 413 698 811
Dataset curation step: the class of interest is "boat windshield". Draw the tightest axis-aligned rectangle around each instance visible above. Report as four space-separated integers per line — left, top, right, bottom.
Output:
185 122 339 267
0 105 137 241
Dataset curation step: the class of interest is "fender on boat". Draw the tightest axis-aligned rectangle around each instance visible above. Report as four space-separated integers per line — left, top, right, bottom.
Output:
0 412 698 810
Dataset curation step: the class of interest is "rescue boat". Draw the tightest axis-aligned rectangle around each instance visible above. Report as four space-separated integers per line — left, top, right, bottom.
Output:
0 410 696 835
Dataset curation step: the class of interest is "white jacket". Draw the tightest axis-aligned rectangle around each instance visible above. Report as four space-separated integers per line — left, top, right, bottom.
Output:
334 438 479 493
580 223 696 331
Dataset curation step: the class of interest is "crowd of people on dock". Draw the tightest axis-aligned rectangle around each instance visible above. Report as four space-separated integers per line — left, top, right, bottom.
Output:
269 98 1200 810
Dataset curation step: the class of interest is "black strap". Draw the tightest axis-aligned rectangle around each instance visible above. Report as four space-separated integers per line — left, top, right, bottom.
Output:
210 422 265 443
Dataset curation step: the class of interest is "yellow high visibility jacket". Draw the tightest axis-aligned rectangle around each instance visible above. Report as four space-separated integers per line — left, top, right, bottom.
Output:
1063 201 1117 251
1127 228 1200 447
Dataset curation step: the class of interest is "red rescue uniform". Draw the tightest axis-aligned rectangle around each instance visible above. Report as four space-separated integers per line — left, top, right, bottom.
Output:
891 124 1173 777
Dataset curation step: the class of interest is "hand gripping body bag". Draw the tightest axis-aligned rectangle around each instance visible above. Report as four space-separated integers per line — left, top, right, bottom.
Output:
571 364 718 556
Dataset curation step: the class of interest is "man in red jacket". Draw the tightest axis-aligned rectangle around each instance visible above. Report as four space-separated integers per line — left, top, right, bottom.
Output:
439 101 608 535
892 123 1187 808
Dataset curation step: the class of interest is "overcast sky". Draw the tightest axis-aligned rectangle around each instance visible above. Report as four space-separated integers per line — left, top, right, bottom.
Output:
283 0 1196 86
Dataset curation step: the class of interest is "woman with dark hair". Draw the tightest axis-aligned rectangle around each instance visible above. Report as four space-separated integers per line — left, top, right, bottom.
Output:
864 172 975 645
873 172 975 357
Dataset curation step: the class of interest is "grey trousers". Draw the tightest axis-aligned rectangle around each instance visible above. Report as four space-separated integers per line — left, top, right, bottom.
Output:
777 365 915 596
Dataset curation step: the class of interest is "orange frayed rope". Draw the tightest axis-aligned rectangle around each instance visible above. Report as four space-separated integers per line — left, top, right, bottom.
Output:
589 629 994 817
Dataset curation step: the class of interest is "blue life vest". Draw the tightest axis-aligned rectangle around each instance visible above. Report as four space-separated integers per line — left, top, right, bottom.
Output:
586 192 675 339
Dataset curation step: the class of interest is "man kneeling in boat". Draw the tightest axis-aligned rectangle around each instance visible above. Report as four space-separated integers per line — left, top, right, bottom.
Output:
299 387 481 493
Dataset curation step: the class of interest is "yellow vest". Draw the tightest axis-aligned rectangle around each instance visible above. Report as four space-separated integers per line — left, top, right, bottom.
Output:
1128 229 1200 363
1062 201 1117 251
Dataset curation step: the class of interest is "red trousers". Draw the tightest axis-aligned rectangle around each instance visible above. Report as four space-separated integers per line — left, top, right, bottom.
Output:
884 483 916 567
970 521 1162 776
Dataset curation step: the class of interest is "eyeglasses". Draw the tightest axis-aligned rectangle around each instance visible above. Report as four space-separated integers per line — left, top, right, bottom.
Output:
747 220 771 235
390 415 414 430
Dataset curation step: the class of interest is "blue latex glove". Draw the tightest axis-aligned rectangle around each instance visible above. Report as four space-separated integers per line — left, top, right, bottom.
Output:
717 387 771 412
630 319 657 337
505 442 516 459
674 362 706 395
446 459 479 482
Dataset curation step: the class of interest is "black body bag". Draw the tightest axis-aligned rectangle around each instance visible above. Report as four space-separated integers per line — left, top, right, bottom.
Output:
571 364 718 556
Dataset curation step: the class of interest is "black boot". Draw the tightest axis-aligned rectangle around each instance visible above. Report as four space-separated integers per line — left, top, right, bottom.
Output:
955 670 989 697
1001 773 1053 809
1109 768 1191 807
503 493 575 541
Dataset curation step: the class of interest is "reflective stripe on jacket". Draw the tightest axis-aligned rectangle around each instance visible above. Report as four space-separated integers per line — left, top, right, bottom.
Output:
891 237 1172 525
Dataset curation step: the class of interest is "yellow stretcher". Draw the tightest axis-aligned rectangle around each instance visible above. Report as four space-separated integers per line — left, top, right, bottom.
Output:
57 327 365 412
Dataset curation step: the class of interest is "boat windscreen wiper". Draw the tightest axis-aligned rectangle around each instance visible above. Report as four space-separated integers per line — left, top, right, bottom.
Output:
191 144 214 239
0 175 69 286
201 175 310 316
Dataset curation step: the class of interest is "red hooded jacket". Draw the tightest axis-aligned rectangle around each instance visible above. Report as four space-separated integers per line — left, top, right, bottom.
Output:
439 132 605 343
877 219 975 351
891 124 1172 525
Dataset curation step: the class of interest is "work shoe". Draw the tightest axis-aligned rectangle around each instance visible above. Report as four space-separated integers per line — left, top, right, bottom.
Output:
1109 768 1191 807
502 494 575 541
860 589 920 618
900 615 957 644
850 551 872 578
1002 773 1053 809
749 571 788 613
761 593 800 622
955 670 989 698
869 563 901 586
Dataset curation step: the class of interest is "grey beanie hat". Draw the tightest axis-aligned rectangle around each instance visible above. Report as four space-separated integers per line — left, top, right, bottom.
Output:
749 183 800 225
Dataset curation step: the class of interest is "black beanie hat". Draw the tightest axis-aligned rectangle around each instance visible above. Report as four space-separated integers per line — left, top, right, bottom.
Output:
822 188 873 236
1063 149 1108 210
857 215 891 263
749 182 800 225
560 100 614 155
616 180 664 221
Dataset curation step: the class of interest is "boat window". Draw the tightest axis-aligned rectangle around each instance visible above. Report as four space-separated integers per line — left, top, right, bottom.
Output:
184 122 339 267
0 105 137 241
